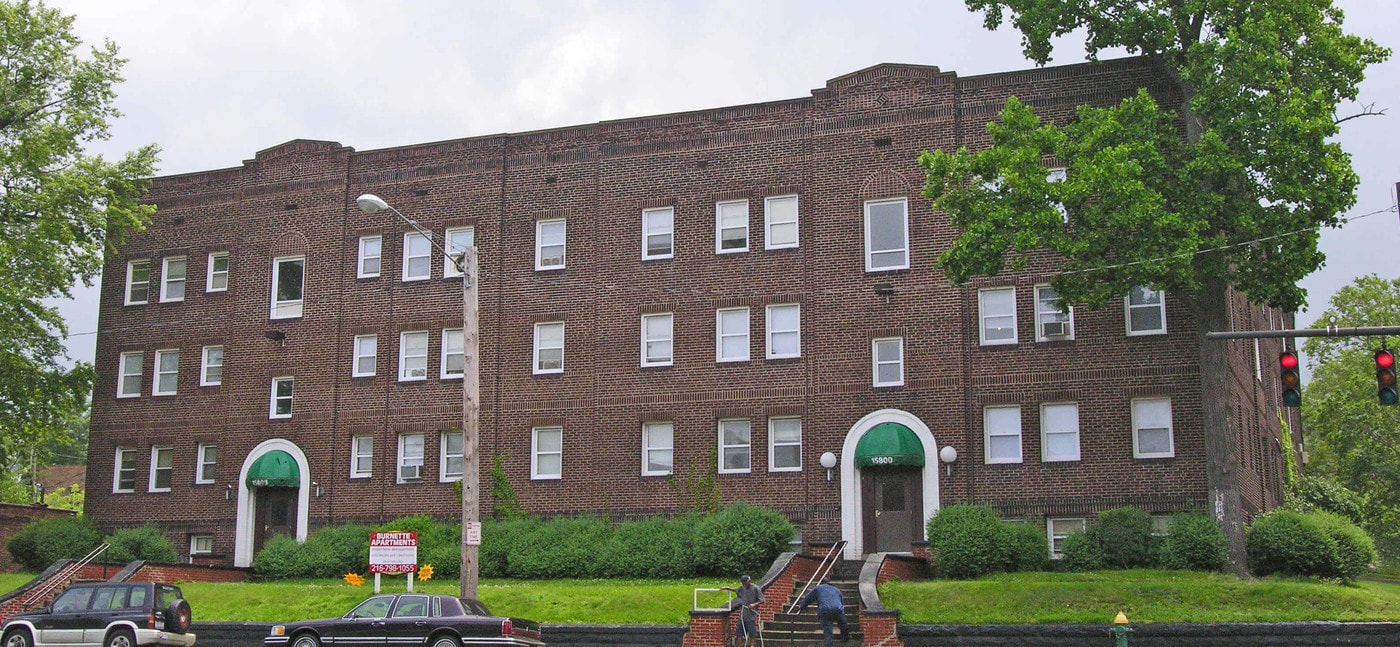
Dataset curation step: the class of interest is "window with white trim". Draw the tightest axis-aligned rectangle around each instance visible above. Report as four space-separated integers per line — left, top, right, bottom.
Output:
353 335 377 377
716 200 749 253
766 303 801 359
1132 397 1175 458
444 227 474 278
397 432 424 482
201 345 223 386
441 329 464 379
270 377 293 419
719 419 752 474
1035 285 1073 341
536 219 566 270
358 236 382 278
642 207 674 260
769 417 802 472
351 435 373 478
399 331 428 381
642 421 673 476
207 252 229 292
533 322 563 374
1126 286 1167 335
864 198 909 271
190 535 213 557
196 444 216 484
113 448 137 493
716 307 750 362
1047 167 1067 221
979 287 1017 345
117 351 143 398
440 431 463 481
125 260 150 305
161 256 187 302
532 426 562 480
764 195 799 249
872 337 904 387
1048 517 1086 558
153 349 179 396
402 232 431 281
1041 402 1080 462
641 313 673 367
984 405 1022 464
149 446 173 492
271 256 305 319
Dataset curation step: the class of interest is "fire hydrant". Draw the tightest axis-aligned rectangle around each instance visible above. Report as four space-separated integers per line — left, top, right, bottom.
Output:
1110 611 1133 647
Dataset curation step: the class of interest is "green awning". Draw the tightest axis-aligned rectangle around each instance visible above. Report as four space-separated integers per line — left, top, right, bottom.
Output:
854 423 925 468
247 450 300 488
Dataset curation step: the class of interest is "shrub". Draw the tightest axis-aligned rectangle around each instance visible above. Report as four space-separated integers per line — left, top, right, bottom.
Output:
480 518 541 578
694 503 794 577
599 516 699 578
1060 531 1103 571
1310 510 1378 582
7 516 102 571
1246 509 1339 579
509 516 613 579
1285 476 1366 525
253 535 313 579
1091 507 1157 569
998 521 1051 573
104 525 178 564
306 524 373 575
926 505 1002 579
1161 513 1227 571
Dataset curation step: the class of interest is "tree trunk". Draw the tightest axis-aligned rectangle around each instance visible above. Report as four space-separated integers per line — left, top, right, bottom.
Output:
1194 276 1248 574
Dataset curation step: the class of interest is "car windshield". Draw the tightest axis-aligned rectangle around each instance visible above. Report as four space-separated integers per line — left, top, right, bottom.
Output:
348 596 394 619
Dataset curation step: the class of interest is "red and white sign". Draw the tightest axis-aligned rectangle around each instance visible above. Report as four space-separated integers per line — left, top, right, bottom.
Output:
368 531 418 573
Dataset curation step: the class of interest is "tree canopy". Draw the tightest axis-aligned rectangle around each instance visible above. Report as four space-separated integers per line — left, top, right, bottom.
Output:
0 0 158 475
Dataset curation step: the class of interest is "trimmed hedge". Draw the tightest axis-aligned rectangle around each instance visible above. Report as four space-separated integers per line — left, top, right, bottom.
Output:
104 525 179 564
1161 512 1227 571
7 516 101 571
694 503 794 577
927 505 1005 579
1246 509 1377 582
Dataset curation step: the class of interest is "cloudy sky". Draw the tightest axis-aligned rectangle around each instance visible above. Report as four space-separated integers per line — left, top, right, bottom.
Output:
46 0 1400 367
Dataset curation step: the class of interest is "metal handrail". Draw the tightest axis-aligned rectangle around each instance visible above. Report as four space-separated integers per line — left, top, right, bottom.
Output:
787 540 847 615
23 543 110 606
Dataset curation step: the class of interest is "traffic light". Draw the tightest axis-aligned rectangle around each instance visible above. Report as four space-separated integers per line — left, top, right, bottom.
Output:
1279 351 1301 408
1377 349 1398 406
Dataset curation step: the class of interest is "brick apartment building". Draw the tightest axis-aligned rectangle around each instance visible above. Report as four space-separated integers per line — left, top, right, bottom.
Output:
85 58 1300 567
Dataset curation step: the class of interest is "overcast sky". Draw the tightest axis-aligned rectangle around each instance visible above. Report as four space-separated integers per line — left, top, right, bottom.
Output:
46 0 1400 369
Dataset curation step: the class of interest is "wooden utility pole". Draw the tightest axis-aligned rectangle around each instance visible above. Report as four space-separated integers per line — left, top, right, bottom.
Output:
460 246 480 599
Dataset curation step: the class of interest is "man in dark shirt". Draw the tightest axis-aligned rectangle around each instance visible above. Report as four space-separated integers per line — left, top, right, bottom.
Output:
799 574 849 646
722 574 764 646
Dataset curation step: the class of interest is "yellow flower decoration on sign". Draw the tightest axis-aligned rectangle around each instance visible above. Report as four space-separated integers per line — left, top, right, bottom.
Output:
418 564 435 581
344 573 365 586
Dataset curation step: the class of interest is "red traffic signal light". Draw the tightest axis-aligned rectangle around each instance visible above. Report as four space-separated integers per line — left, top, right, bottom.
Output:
1279 351 1301 408
1378 349 1398 406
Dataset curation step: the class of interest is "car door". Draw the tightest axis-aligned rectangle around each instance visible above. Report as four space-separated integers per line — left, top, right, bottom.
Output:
82 585 123 645
325 595 393 647
382 595 431 647
39 586 95 645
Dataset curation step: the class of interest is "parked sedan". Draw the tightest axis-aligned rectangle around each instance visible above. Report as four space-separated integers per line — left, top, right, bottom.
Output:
264 594 543 647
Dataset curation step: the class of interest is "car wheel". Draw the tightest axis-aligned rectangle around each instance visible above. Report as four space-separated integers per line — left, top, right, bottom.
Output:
291 633 321 647
105 628 136 647
430 635 460 647
165 598 193 634
3 628 34 647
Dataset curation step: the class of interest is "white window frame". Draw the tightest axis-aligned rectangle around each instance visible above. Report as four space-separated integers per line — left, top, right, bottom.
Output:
1035 285 1074 341
716 307 750 363
153 348 179 396
200 345 223 386
117 351 143 398
358 236 382 278
440 431 463 482
533 322 564 374
766 303 801 359
642 421 673 477
402 232 431 281
642 207 674 260
397 432 424 483
1047 167 1068 221
872 337 904 387
764 195 799 249
1132 397 1175 459
189 535 213 557
353 335 377 378
351 435 373 479
398 331 429 381
1125 286 1167 336
195 443 217 485
206 252 229 292
536 219 566 270
641 313 673 367
125 259 150 305
979 287 1017 346
148 446 173 493
715 200 749 254
984 405 1023 464
270 255 305 319
718 419 752 474
532 426 563 480
441 329 465 380
1048 517 1086 558
269 377 294 419
768 417 802 472
113 448 137 493
864 197 909 272
160 256 187 302
1040 402 1081 462
444 227 474 278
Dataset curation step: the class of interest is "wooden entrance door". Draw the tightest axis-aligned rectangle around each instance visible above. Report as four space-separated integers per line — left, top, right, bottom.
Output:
253 487 298 554
861 467 923 553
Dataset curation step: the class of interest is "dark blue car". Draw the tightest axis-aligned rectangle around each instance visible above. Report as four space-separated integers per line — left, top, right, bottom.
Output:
264 594 543 647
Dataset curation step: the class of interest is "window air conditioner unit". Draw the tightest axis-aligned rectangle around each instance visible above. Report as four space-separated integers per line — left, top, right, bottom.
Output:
1042 321 1069 337
400 465 421 481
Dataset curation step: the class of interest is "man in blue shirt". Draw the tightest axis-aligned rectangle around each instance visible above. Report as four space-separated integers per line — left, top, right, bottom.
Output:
798 574 849 645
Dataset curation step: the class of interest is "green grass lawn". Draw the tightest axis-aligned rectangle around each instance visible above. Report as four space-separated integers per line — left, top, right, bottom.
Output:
880 569 1400 624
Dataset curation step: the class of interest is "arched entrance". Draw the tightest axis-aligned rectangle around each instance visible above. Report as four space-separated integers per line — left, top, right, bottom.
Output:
234 440 311 567
838 410 940 559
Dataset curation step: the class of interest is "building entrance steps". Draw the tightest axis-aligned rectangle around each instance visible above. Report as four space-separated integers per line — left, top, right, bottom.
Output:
757 579 862 646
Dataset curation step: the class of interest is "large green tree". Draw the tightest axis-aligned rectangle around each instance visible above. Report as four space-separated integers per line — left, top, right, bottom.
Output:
0 0 158 472
921 0 1387 570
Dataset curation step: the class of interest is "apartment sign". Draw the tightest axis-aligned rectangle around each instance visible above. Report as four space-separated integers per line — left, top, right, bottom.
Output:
368 531 418 573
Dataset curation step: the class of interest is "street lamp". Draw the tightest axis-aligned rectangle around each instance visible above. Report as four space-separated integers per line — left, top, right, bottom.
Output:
356 193 481 599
